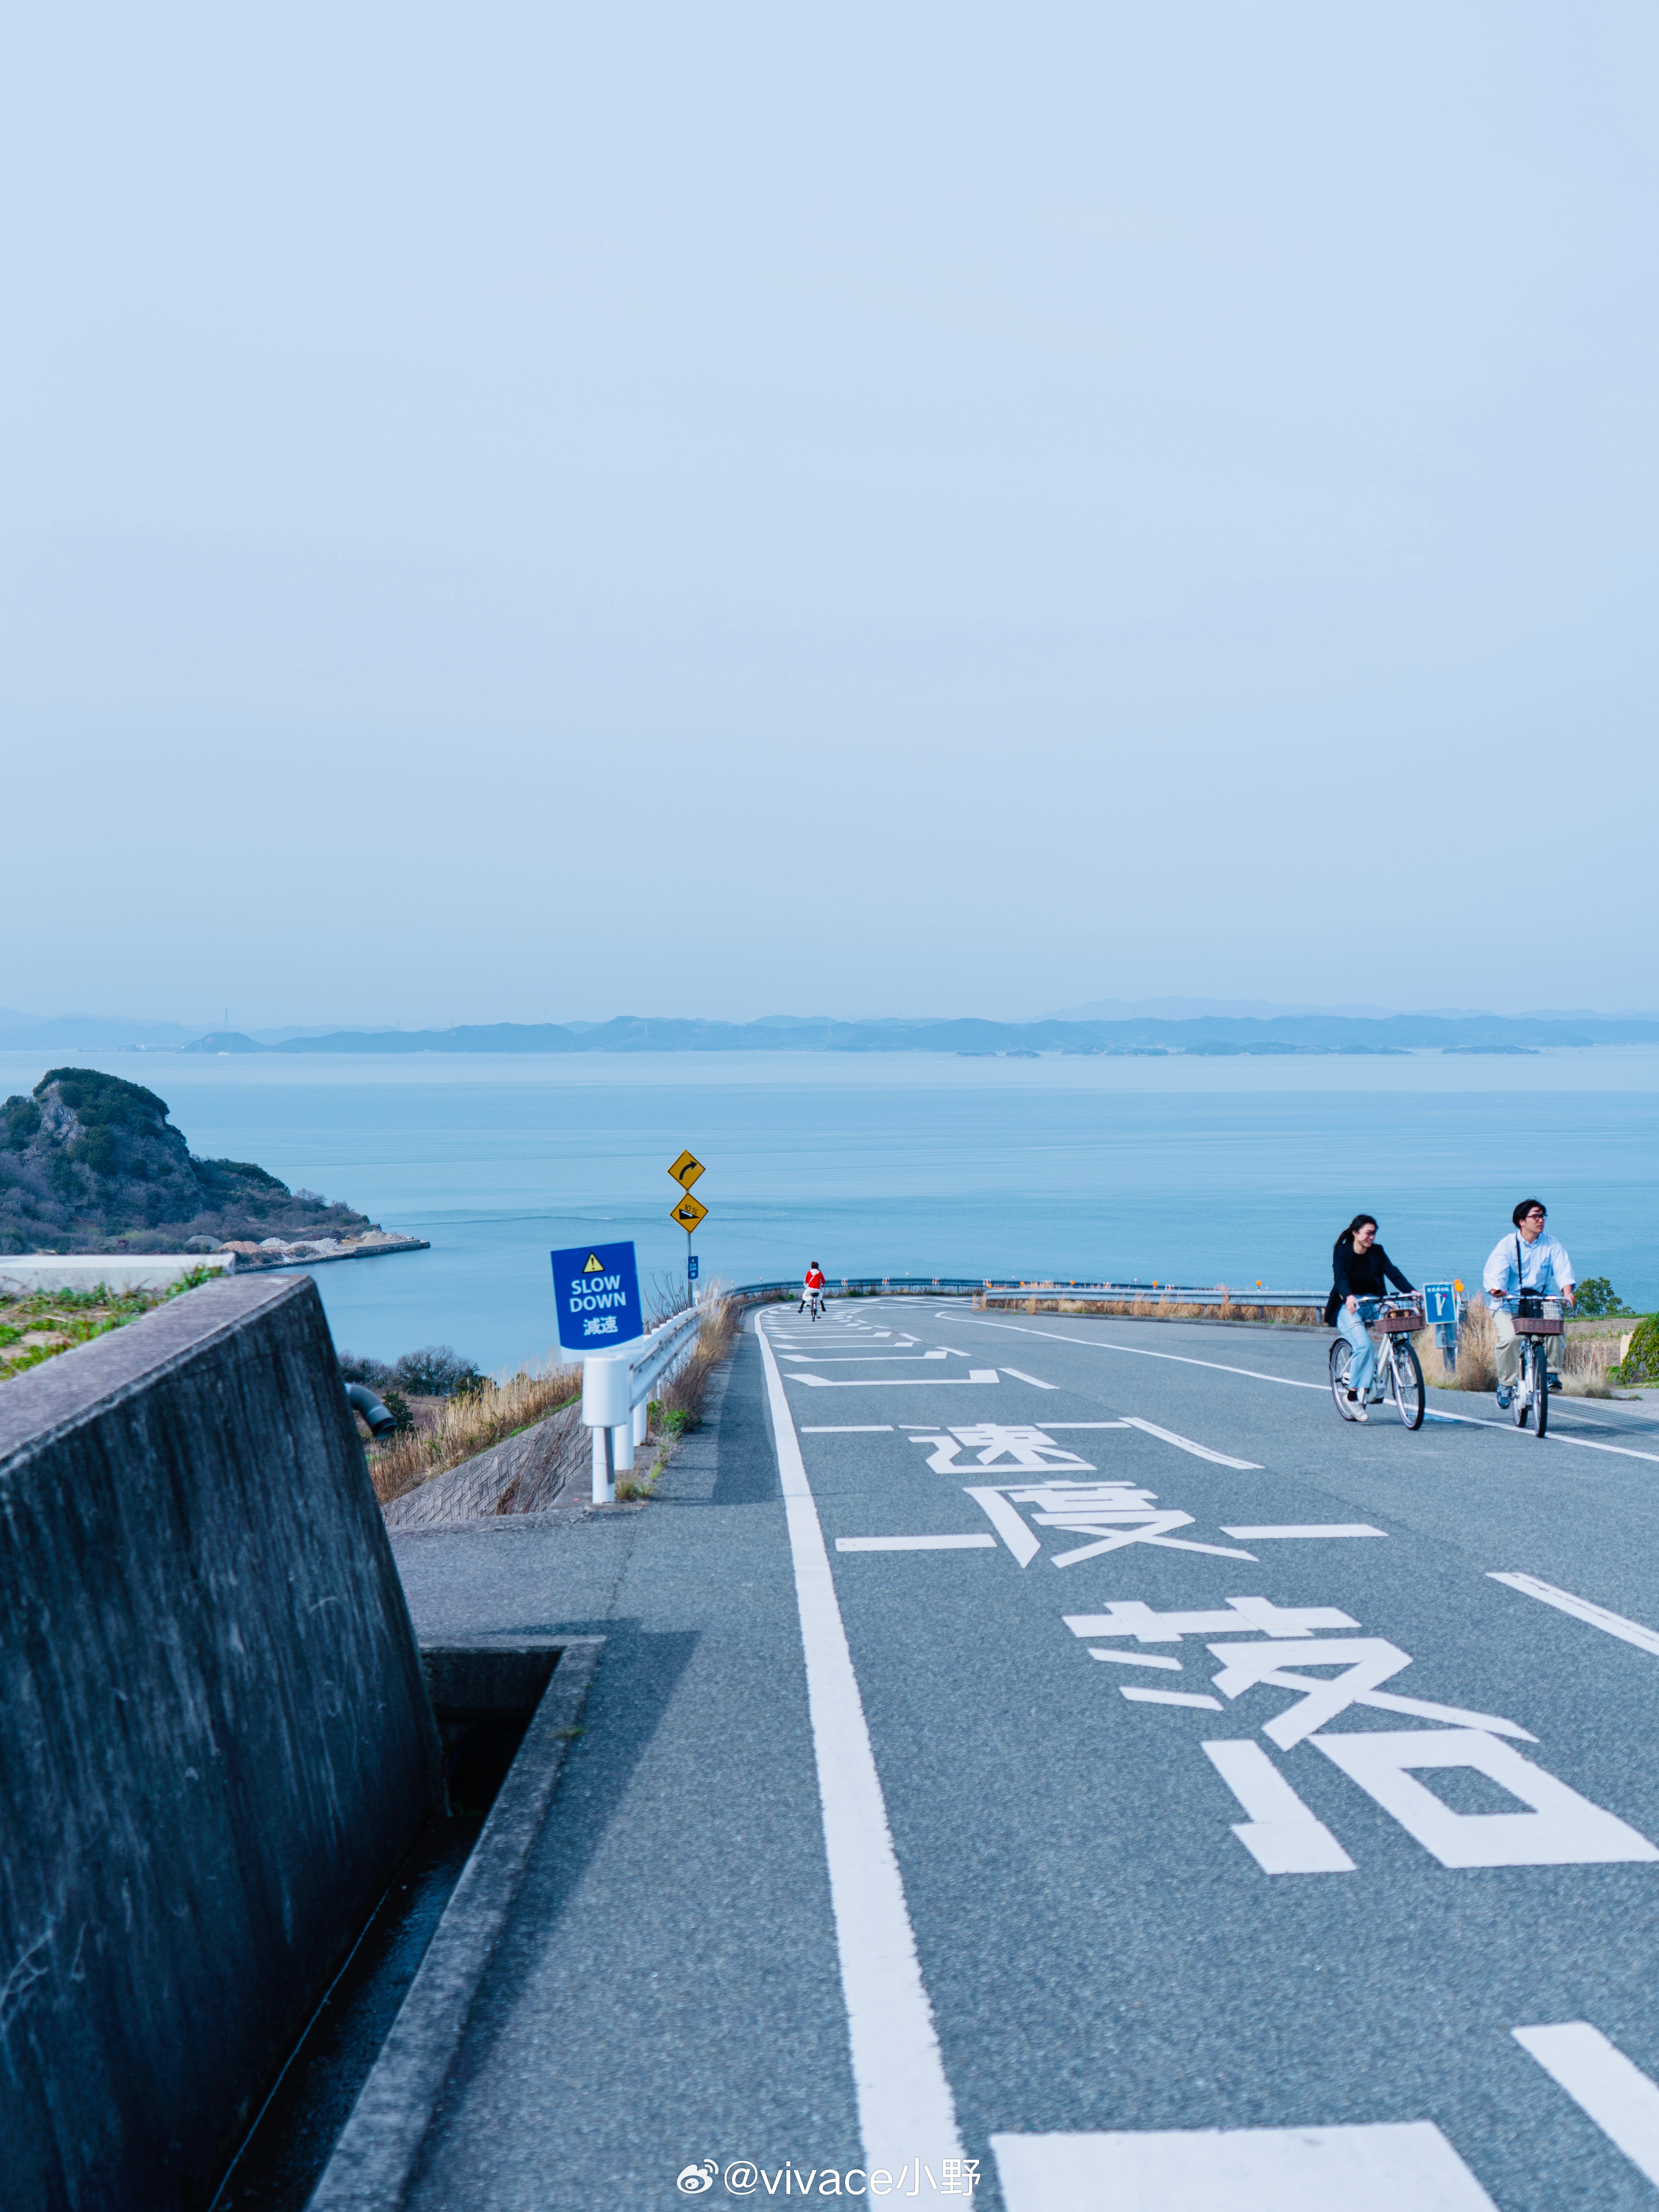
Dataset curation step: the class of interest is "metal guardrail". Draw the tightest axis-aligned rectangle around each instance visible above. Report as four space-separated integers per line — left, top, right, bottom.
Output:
581 1302 706 1502
731 1276 984 1301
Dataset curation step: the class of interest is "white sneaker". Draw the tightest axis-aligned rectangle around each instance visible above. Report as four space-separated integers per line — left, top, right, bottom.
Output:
1346 1390 1368 1424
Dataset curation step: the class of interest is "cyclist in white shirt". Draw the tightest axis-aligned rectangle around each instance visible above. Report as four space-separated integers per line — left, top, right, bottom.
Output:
1483 1199 1575 1410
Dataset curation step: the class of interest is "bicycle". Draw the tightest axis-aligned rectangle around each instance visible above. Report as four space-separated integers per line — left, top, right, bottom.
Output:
798 1287 825 1321
1329 1295 1425 1430
1505 1290 1562 1438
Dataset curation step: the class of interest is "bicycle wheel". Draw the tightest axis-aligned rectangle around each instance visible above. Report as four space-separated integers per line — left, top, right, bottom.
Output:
1535 1342 1549 1437
1513 1342 1532 1428
1390 1338 1425 1431
1329 1338 1355 1419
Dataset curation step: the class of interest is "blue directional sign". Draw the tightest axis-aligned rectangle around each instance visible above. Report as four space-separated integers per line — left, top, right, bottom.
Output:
1424 1283 1458 1327
551 1239 643 1352
687 1253 700 1282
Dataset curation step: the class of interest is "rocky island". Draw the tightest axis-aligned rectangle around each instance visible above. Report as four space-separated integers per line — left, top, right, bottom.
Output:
0 1067 424 1265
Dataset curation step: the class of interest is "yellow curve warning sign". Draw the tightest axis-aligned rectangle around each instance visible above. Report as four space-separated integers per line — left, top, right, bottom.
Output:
667 1149 705 1191
670 1193 708 1233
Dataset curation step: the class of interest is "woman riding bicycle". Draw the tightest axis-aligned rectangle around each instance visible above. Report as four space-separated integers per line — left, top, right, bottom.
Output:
1324 1215 1416 1424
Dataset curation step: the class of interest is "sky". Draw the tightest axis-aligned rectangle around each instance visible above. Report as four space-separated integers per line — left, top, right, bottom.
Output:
5 2 1655 1028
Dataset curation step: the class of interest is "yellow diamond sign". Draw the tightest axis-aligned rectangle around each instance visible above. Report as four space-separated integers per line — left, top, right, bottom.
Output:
670 1192 708 1234
667 1149 705 1191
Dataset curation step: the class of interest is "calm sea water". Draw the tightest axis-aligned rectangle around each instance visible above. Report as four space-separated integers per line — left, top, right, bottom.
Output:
4 1048 1655 1371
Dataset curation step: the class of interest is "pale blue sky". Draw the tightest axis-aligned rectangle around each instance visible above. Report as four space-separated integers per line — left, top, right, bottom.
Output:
5 3 1654 1025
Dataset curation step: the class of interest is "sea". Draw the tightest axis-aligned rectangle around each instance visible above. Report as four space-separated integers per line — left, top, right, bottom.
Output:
3 1048 1654 1373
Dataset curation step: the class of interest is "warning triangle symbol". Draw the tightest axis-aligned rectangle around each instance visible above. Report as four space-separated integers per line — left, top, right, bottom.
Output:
583 1252 605 1273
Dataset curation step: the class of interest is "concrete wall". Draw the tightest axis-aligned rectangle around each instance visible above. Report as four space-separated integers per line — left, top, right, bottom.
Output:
0 1273 440 2211
0 1254 236 1294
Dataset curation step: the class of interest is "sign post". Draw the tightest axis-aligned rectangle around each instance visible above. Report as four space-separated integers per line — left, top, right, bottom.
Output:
667 1149 708 1297
1424 1281 1459 1373
551 1240 645 1505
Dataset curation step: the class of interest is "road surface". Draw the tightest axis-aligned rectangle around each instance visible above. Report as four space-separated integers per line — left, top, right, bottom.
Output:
391 1297 1659 2210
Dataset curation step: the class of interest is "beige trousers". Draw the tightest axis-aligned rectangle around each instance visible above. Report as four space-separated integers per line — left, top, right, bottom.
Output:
1494 1299 1562 1387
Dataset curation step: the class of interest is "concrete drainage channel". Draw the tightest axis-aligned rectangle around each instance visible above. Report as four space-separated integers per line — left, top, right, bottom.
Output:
214 1633 603 2212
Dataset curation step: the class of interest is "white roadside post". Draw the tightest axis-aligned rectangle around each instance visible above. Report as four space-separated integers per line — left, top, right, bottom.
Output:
583 1352 631 1504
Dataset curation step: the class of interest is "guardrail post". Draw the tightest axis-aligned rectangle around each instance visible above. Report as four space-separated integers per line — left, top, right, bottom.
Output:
583 1352 632 1505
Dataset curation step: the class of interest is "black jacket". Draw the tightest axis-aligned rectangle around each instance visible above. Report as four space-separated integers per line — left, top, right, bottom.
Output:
1325 1238 1414 1327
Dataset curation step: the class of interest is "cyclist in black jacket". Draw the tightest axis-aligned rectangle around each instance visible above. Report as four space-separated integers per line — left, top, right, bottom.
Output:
1325 1215 1415 1423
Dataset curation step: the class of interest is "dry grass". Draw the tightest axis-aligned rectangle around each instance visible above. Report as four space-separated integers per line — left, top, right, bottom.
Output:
367 1355 581 1506
656 1292 739 1423
1414 1297 1622 1397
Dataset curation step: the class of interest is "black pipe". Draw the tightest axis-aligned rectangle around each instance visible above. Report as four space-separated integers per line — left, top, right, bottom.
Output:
344 1381 398 1439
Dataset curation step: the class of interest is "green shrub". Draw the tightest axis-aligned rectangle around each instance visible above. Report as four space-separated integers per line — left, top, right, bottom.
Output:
662 1405 699 1436
380 1388 415 1433
1615 1318 1659 1387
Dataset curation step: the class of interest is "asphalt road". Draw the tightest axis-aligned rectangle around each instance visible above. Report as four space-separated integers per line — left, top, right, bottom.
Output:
390 1300 1659 2211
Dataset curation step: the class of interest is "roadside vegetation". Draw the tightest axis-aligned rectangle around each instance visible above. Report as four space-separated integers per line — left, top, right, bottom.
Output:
1415 1293 1643 1398
0 1268 217 1382
360 1293 739 1510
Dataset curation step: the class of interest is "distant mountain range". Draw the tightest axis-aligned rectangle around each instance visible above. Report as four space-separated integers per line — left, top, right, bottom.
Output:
8 1006 1659 1059
165 1013 1659 1055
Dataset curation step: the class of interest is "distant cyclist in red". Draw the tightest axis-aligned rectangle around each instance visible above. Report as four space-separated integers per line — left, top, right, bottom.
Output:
800 1262 826 1315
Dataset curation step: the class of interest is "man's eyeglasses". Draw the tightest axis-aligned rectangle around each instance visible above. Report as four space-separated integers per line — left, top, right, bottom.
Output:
1523 1210 1546 1222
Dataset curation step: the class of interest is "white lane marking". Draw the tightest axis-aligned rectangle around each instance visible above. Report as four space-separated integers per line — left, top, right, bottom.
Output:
1513 2022 1659 2186
1489 1573 1659 1657
1036 1421 1131 1430
1088 1649 1183 1670
785 1354 954 1363
1000 1367 1058 1389
835 1535 997 1552
801 1426 896 1434
1311 1730 1659 1868
949 1313 1327 1389
1121 1416 1263 1470
944 1312 1659 1464
1429 1407 1659 1466
1221 1524 1386 1540
1201 1741 1356 1874
1120 1687 1223 1710
755 1322 963 2169
991 2120 1499 2209
787 1371 1003 1388
963 1486 1043 1567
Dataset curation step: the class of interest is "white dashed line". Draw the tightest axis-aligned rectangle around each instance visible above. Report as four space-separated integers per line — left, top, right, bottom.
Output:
1514 2023 1659 2187
1488 1574 1659 1659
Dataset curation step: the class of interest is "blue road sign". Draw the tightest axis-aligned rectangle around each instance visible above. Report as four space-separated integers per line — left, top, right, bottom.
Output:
1424 1283 1458 1327
687 1253 700 1281
551 1239 643 1351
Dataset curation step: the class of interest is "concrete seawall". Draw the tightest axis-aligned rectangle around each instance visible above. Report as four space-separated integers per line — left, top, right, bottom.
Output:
0 1273 440 2211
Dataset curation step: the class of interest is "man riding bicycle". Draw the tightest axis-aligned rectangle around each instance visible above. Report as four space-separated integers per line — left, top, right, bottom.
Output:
1484 1200 1575 1410
800 1261 826 1315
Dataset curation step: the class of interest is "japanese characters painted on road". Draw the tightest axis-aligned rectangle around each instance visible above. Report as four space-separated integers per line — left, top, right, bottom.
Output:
905 1427 1260 1570
1062 1595 1659 1875
667 1148 705 1192
1423 1283 1458 1327
671 1191 708 1234
550 1239 644 1352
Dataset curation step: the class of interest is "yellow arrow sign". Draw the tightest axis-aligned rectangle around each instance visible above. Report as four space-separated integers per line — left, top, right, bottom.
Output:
670 1192 708 1234
667 1148 705 1191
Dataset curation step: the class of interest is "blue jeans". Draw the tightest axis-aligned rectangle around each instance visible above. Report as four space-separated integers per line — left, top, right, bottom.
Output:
1337 1302 1378 1396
